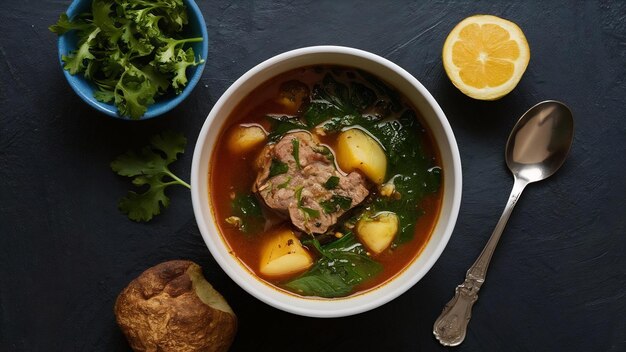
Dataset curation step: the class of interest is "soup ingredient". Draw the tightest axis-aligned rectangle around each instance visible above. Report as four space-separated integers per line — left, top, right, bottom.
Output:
115 260 237 352
229 193 264 233
49 0 204 119
259 228 313 277
276 80 310 112
336 128 387 184
267 72 441 243
283 233 382 297
111 131 190 222
356 212 399 254
227 125 267 153
442 15 530 100
254 132 369 234
211 67 443 298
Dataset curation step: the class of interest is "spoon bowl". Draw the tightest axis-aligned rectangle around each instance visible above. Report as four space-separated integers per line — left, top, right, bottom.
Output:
433 100 574 346
506 101 574 182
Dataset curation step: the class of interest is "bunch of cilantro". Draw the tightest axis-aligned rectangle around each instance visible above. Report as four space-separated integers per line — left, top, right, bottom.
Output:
50 0 204 119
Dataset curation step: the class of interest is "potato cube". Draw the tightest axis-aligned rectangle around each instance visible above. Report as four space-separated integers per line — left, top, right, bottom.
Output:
227 125 266 154
336 128 387 184
356 212 399 254
259 228 313 278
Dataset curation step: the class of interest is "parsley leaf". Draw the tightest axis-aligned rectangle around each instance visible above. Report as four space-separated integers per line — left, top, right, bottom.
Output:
320 195 352 214
50 0 204 119
291 138 301 170
294 186 319 219
111 131 190 222
268 158 289 178
61 27 100 75
323 176 339 189
301 207 320 219
49 13 92 34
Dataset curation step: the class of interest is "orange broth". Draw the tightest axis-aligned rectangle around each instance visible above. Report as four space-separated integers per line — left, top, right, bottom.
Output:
210 66 443 298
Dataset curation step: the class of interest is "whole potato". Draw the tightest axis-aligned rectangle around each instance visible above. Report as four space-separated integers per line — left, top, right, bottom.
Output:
115 260 237 352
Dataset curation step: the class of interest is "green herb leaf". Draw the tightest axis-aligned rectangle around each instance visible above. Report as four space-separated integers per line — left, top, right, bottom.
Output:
301 207 320 219
50 0 204 119
293 186 319 219
323 176 340 189
61 27 100 75
268 159 289 178
295 186 303 206
49 13 92 35
320 195 352 214
111 131 189 222
113 65 157 119
314 145 335 163
266 115 306 142
277 176 291 189
94 88 115 103
283 233 381 297
291 138 301 170
231 193 264 233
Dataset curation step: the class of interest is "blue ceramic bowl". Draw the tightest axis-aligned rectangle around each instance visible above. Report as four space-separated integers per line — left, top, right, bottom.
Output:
57 0 208 120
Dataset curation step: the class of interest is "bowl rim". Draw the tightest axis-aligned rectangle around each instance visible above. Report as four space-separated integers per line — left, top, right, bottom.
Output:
191 45 462 317
57 0 209 120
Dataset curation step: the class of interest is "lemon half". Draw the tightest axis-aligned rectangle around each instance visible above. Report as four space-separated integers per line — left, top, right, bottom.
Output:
443 15 530 100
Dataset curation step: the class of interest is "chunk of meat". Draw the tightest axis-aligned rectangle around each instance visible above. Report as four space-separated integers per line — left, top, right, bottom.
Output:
254 132 369 234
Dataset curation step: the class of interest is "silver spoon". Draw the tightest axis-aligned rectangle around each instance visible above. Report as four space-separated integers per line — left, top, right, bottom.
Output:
433 100 574 346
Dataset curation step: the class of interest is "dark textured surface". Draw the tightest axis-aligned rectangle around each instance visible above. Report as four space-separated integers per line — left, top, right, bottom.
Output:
1 1 625 351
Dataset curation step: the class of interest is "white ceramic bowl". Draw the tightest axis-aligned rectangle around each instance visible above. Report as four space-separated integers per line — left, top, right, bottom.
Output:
191 46 462 318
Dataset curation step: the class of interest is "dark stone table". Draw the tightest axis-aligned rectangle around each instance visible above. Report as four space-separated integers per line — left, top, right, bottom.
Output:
1 1 624 351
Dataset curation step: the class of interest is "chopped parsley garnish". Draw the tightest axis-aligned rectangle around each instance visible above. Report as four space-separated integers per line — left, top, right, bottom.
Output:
268 158 289 178
320 195 352 214
291 138 301 170
277 177 291 189
323 176 340 189
301 207 320 218
295 186 319 219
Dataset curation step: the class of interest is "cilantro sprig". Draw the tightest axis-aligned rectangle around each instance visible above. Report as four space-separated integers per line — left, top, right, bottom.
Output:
50 0 204 119
111 131 190 222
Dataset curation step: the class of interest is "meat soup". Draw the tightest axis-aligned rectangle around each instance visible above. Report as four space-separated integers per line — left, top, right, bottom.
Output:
210 66 442 298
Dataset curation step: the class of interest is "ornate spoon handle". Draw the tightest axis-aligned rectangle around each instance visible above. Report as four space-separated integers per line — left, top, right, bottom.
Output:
433 176 528 346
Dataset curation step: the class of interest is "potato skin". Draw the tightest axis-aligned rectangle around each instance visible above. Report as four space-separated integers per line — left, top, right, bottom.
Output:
115 260 237 352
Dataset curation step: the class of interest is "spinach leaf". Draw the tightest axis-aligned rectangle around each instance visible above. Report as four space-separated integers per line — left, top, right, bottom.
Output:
230 193 264 234
283 233 381 297
316 74 354 114
357 69 403 113
349 82 376 110
303 102 344 127
301 74 377 130
323 176 340 190
266 115 306 142
268 159 288 178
